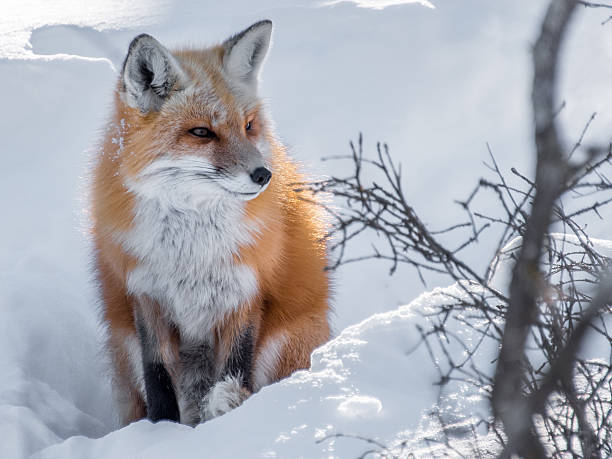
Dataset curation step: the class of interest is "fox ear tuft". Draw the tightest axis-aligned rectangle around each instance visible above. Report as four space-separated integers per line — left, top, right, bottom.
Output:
121 34 185 113
222 20 273 88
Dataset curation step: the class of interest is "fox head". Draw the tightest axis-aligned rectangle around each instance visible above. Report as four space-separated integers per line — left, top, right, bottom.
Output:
116 21 274 205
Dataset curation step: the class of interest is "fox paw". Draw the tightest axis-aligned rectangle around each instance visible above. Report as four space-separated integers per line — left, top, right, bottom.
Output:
201 375 251 421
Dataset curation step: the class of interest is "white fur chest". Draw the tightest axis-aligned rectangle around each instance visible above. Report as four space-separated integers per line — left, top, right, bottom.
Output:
122 196 259 341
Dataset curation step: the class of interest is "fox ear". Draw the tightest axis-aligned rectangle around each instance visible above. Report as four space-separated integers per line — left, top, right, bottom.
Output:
222 20 272 88
121 34 185 113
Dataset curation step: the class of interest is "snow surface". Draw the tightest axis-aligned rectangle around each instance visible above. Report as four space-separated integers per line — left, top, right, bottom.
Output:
33 283 498 459
2 0 612 457
322 0 435 10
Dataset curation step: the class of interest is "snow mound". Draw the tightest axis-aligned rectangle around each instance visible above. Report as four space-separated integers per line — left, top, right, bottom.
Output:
0 255 114 458
20 283 497 459
0 0 170 59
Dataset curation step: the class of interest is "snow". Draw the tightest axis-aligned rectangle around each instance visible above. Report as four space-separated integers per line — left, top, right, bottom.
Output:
33 284 497 458
0 257 113 457
489 233 612 294
1 0 611 457
321 0 436 10
0 0 170 59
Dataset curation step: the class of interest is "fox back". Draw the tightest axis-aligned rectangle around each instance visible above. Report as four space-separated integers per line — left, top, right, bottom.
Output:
92 21 331 425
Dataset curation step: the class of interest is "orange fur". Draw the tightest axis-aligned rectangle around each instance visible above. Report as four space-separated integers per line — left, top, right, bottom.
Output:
93 33 331 425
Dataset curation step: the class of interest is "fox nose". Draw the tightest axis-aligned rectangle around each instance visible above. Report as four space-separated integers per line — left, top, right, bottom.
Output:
250 167 272 186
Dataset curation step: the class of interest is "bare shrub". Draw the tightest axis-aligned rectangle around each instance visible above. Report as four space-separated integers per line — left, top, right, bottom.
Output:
302 0 612 456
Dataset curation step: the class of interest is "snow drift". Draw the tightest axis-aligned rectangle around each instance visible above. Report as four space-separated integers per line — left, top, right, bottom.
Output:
13 283 495 458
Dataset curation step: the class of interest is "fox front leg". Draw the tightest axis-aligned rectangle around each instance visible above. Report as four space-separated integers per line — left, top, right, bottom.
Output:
178 340 216 425
201 326 254 421
178 326 254 424
135 316 180 422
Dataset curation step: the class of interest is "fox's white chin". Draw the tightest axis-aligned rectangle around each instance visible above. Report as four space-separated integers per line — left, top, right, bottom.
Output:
222 181 270 201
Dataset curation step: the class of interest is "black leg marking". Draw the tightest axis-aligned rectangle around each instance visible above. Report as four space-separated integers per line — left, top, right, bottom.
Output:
143 362 180 422
224 325 255 392
136 321 180 423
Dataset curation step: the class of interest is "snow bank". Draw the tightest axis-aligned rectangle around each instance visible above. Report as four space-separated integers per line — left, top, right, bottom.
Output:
0 255 114 458
30 283 497 458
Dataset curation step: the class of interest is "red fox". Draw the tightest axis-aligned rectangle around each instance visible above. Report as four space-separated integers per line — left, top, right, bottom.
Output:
92 20 331 425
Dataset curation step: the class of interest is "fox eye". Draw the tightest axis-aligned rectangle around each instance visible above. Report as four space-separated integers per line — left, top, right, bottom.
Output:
189 127 216 139
245 121 252 131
